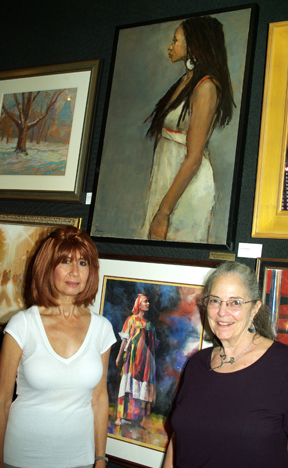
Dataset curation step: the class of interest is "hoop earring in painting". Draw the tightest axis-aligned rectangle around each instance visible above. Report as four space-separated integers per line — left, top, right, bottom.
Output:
186 58 194 71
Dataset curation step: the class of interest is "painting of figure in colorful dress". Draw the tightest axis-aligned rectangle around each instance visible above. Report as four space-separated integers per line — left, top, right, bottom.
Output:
100 277 204 451
115 294 158 428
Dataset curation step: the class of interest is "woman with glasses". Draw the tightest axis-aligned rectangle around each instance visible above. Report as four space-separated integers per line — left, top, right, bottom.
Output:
163 262 288 468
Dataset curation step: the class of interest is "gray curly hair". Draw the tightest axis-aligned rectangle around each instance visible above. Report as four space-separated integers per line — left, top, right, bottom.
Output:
202 262 275 341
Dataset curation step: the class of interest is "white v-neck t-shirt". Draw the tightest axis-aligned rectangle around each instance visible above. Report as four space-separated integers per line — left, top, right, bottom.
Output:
3 305 116 468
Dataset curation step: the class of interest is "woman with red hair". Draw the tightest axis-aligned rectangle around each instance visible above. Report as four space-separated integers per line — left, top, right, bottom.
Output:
0 226 116 468
115 294 158 427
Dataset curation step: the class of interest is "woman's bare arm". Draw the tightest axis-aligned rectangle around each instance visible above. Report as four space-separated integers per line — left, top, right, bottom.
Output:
92 348 111 468
163 432 176 468
149 79 218 240
115 338 127 369
0 333 22 468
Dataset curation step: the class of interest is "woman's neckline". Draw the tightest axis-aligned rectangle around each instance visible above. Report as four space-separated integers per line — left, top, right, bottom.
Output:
209 340 275 374
34 305 93 362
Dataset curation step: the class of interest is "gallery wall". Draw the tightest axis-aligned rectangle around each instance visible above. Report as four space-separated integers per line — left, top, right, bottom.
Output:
1 0 288 269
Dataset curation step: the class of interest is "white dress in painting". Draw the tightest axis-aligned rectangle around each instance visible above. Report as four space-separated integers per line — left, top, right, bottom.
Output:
142 98 215 244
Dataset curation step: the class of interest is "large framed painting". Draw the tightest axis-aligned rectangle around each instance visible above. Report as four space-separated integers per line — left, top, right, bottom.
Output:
90 255 217 468
88 5 258 249
252 22 288 238
256 258 288 344
0 214 81 323
0 60 101 202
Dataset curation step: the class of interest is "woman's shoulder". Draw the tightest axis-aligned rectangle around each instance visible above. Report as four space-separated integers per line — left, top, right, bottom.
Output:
193 75 217 95
270 340 288 357
90 310 114 328
185 346 212 368
6 305 37 325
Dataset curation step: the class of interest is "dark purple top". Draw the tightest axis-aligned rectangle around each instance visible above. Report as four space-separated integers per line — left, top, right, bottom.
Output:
171 341 288 468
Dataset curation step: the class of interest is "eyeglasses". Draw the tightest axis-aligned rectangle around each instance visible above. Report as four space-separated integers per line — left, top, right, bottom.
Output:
204 296 254 311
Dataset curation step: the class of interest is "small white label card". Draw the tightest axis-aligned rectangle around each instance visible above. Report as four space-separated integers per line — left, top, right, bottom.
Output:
237 242 263 259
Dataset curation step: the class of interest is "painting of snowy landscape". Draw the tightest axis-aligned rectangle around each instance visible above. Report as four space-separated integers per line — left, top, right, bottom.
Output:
0 88 77 175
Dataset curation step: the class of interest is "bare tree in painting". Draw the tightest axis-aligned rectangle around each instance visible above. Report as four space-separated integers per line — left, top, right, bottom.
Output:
0 115 13 143
1 90 64 154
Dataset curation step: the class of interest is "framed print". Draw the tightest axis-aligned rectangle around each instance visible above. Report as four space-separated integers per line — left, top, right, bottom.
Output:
0 60 101 202
90 255 217 468
252 22 288 238
88 5 258 249
256 258 288 344
0 214 81 323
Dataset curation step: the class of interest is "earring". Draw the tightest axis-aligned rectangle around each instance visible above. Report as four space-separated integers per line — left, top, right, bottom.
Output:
186 58 194 71
248 321 255 333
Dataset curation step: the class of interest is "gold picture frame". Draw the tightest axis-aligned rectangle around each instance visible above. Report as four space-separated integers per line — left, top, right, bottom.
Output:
252 21 288 238
0 214 81 323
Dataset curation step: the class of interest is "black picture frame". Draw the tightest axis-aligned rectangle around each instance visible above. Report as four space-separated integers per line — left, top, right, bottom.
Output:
88 4 258 250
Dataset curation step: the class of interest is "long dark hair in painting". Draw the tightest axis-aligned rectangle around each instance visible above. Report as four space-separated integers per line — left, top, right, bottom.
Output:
146 15 235 139
142 14 236 244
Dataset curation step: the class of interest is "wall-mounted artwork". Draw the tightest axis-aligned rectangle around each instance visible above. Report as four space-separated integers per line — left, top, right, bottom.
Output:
88 5 258 249
252 21 288 238
257 258 288 344
0 60 101 202
0 214 81 323
1 88 77 175
91 256 216 468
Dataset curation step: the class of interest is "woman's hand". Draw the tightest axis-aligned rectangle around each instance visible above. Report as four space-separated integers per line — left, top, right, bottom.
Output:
115 355 122 369
148 78 218 240
148 210 170 240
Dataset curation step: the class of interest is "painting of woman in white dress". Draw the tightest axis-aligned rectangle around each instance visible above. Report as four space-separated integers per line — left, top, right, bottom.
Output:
89 7 255 246
142 16 235 243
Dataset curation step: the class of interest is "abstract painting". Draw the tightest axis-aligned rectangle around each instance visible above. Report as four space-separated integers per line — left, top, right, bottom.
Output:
0 214 81 323
257 258 288 344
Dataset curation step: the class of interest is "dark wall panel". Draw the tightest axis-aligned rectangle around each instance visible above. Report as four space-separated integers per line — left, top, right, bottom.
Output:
1 0 288 270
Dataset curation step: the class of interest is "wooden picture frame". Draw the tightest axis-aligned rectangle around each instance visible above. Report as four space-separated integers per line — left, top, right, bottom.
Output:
0 214 81 323
0 60 101 202
252 22 288 238
88 5 258 249
256 257 288 344
90 255 218 468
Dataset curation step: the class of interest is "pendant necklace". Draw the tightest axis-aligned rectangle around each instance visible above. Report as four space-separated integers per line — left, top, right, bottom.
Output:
210 335 256 371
